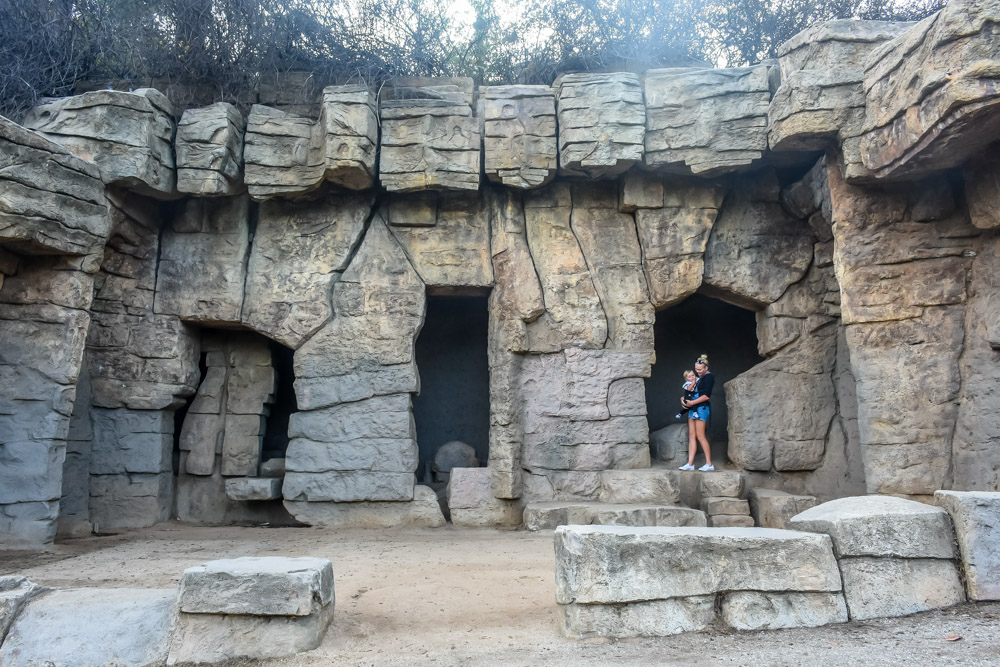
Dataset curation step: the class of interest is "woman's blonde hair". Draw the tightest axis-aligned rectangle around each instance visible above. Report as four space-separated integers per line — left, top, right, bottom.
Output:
696 354 709 368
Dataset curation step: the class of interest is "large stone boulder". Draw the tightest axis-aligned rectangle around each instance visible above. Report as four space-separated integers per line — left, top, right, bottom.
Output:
447 467 523 527
0 588 176 666
858 0 1000 180
0 117 109 257
837 557 965 621
934 490 1000 600
23 88 177 198
283 485 445 528
644 66 774 176
434 441 479 477
175 102 245 196
481 85 558 189
555 73 645 178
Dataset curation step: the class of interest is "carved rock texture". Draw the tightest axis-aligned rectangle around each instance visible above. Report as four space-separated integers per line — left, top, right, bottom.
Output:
175 102 245 196
555 73 645 178
243 105 323 200
645 66 773 175
481 85 558 189
320 85 378 190
23 88 177 198
859 0 1000 179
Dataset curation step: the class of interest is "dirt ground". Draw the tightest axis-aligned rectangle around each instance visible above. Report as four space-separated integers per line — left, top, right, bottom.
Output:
2 522 999 666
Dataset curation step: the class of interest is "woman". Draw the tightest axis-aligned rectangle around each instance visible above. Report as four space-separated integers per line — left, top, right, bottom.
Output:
678 355 715 472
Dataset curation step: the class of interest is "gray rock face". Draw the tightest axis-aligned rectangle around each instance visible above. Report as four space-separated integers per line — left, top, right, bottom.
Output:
0 577 42 642
284 485 445 528
242 193 371 349
523 502 706 531
154 195 250 324
175 102 245 196
178 556 333 616
650 424 690 464
597 469 680 505
0 588 176 667
644 66 773 175
560 596 716 639
859 0 1000 180
788 495 958 559
555 73 645 178
700 472 745 498
709 514 755 528
446 467 523 527
554 526 841 605
838 557 965 620
320 84 378 190
23 88 177 198
750 488 818 529
720 591 848 630
481 85 558 189
379 77 480 192
934 491 1000 600
701 497 750 516
0 117 109 256
225 477 282 501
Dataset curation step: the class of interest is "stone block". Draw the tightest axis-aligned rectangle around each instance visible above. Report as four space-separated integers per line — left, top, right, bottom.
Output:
320 84 378 190
859 0 1000 179
934 490 1000 600
0 116 109 256
260 457 285 478
221 414 264 477
709 514 755 528
23 88 177 198
838 557 965 620
446 467 524 527
720 591 848 630
0 502 59 551
749 488 819 529
282 470 414 503
0 588 175 667
788 495 958 559
700 472 745 498
554 526 841 604
597 469 680 505
225 477 282 501
555 73 645 178
175 102 245 196
0 577 43 641
560 596 716 639
523 502 707 531
89 472 172 530
701 497 750 516
650 424 690 463
644 66 773 175
481 85 558 188
178 556 333 616
243 105 323 200
284 485 445 528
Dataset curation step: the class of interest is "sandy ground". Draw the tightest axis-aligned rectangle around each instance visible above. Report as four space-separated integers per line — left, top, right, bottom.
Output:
2 522 999 666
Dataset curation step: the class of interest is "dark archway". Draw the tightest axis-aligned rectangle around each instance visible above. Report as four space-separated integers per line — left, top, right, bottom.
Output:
412 294 491 481
645 294 763 463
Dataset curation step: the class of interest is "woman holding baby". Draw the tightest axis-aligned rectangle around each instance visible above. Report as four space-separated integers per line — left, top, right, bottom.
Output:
678 354 715 472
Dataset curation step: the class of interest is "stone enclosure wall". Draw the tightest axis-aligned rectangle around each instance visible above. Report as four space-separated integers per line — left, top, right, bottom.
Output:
2 0 1000 548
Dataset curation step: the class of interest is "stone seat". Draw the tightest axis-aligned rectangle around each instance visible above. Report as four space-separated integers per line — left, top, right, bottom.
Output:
523 501 706 531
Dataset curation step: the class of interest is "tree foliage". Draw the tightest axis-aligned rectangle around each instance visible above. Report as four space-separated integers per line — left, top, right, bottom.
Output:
0 0 946 120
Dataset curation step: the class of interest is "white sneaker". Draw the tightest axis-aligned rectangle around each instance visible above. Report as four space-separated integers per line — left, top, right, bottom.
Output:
678 464 695 471
698 464 715 472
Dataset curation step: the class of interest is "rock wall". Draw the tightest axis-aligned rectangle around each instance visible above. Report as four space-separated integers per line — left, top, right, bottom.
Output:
3 0 1000 545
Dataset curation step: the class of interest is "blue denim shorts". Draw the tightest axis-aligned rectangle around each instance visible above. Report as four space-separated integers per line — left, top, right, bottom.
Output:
689 405 710 422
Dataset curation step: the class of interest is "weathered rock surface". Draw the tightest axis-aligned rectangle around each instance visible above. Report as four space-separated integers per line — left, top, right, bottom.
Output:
554 526 841 604
481 85 557 188
523 502 706 531
701 497 750 516
788 495 958 559
178 556 333 616
0 588 176 667
701 472 745 498
859 0 1000 180
0 117 109 256
225 477 282 501
555 73 645 178
560 596 716 639
703 171 814 308
838 557 965 620
720 591 848 630
0 577 42 642
597 468 681 505
644 66 773 175
650 424 690 464
709 514 756 528
242 193 370 348
380 77 480 192
243 105 323 200
320 84 378 190
284 485 445 528
964 150 1000 229
175 102 245 195
23 88 177 198
750 488 818 529
154 195 250 324
934 490 1000 600
447 467 523 527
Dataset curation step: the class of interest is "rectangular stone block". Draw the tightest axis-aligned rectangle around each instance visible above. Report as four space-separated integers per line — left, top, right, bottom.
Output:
554 526 841 604
225 477 282 501
282 470 415 502
282 486 444 528
221 414 264 477
750 488 819 529
178 556 334 616
700 472 745 498
176 102 245 196
481 85 557 189
709 514 755 528
560 596 716 639
838 557 965 620
720 591 848 630
934 490 1000 600
701 497 750 516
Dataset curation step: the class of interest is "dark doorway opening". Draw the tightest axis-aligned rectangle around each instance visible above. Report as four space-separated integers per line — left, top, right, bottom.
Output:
645 294 763 462
263 340 296 462
412 294 490 481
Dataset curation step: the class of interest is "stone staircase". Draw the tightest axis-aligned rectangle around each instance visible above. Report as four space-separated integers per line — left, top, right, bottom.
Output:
523 462 751 530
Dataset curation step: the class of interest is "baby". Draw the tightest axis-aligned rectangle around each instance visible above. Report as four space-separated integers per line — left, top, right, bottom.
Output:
675 370 697 419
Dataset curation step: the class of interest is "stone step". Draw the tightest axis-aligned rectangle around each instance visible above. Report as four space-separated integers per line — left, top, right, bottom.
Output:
701 497 750 516
523 502 707 531
225 477 282 501
597 468 681 505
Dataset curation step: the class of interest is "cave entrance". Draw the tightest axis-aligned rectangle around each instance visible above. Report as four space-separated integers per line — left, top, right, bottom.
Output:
263 339 296 464
412 294 491 484
645 294 763 464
